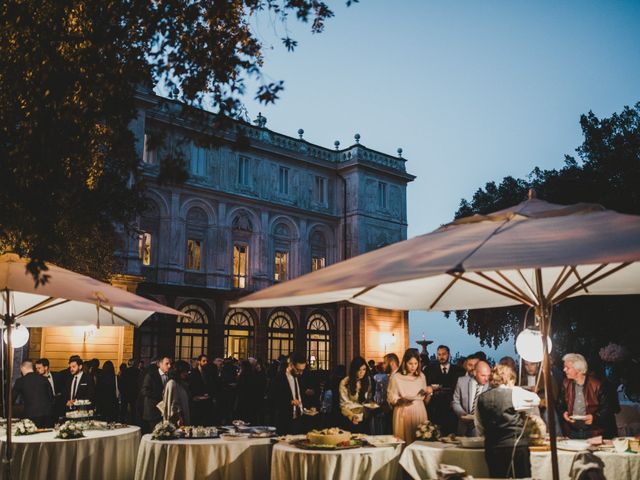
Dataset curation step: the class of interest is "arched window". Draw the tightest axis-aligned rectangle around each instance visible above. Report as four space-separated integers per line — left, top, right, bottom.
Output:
267 311 295 361
224 309 254 359
306 313 331 370
186 206 208 271
175 304 209 361
139 200 160 266
273 222 291 281
310 230 327 271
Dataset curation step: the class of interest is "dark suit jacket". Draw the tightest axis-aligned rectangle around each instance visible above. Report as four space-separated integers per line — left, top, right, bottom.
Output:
141 368 164 422
272 371 303 434
188 367 211 398
425 362 465 389
13 372 54 420
65 371 95 403
121 366 141 402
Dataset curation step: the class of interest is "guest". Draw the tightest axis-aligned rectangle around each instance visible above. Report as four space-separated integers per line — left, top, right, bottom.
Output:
253 359 268 424
452 360 490 436
324 364 346 427
13 361 54 428
188 354 213 425
372 353 399 434
272 352 307 434
162 360 191 426
475 364 540 478
96 360 119 422
65 356 95 406
558 353 616 439
426 345 465 435
35 358 64 421
520 360 541 391
141 355 171 433
236 360 259 423
121 358 141 424
463 353 480 377
387 349 432 442
498 356 517 375
384 353 400 377
339 356 372 433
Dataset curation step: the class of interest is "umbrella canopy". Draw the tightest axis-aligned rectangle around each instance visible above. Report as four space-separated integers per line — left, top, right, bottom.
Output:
0 252 183 327
234 197 640 310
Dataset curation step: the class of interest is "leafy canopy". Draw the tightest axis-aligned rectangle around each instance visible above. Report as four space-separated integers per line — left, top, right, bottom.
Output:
0 0 353 282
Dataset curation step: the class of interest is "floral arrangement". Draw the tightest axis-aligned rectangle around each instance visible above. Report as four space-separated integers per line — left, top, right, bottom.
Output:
415 421 441 441
599 343 628 363
56 421 85 439
151 421 177 440
13 419 37 436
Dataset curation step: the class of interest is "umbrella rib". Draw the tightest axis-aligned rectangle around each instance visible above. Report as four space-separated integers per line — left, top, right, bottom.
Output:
98 304 137 327
474 272 535 305
555 264 607 301
546 266 572 301
449 272 536 307
15 298 71 319
494 270 535 303
352 285 379 299
429 275 461 310
570 266 593 294
516 269 539 304
553 263 631 303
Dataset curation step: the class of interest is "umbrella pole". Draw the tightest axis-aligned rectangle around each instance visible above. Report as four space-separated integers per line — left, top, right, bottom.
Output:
535 302 559 480
2 289 13 479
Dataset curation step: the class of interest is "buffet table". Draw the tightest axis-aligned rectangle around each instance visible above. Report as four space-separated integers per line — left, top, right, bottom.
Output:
398 441 489 480
0 426 140 480
530 449 640 479
271 441 402 480
134 434 273 480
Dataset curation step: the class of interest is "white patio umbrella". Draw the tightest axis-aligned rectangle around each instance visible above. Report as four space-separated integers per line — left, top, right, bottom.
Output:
234 191 640 480
0 252 184 476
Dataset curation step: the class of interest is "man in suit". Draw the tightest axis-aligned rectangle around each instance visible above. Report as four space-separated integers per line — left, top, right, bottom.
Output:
140 355 171 433
272 352 307 434
425 345 465 434
120 358 141 424
13 360 54 427
188 354 213 425
452 360 491 436
65 356 95 406
35 358 64 423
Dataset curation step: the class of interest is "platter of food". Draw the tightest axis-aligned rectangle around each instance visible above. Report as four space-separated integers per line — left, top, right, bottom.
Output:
293 438 364 450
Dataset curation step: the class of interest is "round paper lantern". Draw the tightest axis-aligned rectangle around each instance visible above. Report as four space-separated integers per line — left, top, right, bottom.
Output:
3 325 30 348
516 328 552 363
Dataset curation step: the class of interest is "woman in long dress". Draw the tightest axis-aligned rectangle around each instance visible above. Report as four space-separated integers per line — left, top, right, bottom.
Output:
162 360 191 426
387 349 432 442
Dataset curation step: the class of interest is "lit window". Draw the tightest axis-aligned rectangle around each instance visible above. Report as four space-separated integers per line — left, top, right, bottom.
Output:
311 256 325 271
306 313 330 370
224 309 254 359
314 176 327 204
279 166 289 195
268 311 295 362
175 305 209 361
138 232 152 266
233 244 248 288
238 156 250 186
143 134 156 165
186 239 202 271
377 181 387 209
274 251 288 281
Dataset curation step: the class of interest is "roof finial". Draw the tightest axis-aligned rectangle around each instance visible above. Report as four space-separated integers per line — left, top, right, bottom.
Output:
334 140 340 150
297 128 304 140
397 147 403 158
354 133 361 144
528 188 537 200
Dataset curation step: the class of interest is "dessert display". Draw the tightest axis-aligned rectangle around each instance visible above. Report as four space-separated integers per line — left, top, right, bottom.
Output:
307 427 352 446
177 426 218 438
66 399 94 419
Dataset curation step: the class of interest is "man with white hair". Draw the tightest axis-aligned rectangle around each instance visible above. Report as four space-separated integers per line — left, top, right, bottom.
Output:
558 353 615 439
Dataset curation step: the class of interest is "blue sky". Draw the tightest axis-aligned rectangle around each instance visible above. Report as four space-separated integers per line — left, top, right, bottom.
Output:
235 0 640 360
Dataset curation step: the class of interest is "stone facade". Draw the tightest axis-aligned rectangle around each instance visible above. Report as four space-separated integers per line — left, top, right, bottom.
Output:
115 91 415 369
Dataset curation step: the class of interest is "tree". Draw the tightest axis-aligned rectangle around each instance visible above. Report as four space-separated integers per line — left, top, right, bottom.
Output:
453 102 640 396
0 0 353 282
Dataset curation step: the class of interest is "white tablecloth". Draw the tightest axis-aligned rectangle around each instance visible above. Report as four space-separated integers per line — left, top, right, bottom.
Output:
531 449 640 480
617 402 640 436
399 441 489 480
135 434 273 480
0 426 140 480
271 441 402 480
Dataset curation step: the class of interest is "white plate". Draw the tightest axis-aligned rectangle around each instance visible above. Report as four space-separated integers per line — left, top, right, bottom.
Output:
557 439 590 451
220 433 250 441
570 415 588 421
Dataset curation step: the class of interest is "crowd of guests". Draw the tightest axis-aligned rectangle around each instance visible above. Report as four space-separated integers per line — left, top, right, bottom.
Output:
11 346 619 478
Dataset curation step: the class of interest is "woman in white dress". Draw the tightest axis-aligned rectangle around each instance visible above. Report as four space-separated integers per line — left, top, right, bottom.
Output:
387 349 432 442
161 360 191 426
